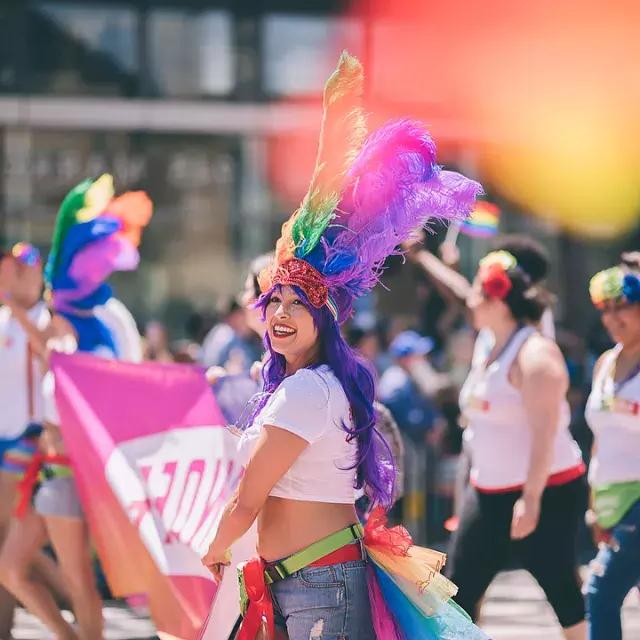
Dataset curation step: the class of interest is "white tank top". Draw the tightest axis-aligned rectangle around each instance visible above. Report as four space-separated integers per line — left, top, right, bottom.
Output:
460 326 583 491
0 302 49 439
585 345 640 487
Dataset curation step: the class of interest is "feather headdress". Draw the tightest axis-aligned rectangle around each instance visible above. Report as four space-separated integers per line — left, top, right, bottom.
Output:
45 174 152 353
260 52 482 323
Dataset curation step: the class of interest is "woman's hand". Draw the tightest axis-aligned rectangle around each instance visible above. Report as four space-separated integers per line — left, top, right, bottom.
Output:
510 495 541 539
201 546 232 583
585 509 611 546
206 366 228 385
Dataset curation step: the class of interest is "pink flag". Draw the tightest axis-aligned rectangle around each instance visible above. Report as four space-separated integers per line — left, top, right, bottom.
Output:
50 352 254 640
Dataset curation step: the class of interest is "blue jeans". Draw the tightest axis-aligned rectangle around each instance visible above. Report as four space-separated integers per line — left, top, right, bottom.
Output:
585 499 640 640
270 560 375 640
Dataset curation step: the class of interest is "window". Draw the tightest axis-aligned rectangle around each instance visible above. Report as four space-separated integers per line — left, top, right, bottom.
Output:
147 9 234 97
262 14 362 96
29 2 139 95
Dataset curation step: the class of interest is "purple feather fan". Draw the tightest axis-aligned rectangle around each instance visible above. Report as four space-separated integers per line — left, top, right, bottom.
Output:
321 119 482 310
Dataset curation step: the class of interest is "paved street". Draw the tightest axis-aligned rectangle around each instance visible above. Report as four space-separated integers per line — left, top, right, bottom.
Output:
482 570 640 639
10 570 640 639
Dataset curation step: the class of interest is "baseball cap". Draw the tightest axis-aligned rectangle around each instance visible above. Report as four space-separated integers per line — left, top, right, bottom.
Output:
389 330 434 358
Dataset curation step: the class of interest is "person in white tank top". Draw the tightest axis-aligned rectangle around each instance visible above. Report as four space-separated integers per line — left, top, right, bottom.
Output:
583 264 640 640
0 244 73 639
448 249 587 640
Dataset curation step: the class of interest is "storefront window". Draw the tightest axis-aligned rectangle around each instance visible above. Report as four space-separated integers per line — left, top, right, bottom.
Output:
29 2 139 95
2 129 241 332
147 9 234 97
262 14 362 96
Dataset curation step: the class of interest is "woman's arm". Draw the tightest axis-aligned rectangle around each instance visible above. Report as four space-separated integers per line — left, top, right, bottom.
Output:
202 425 308 579
511 335 569 539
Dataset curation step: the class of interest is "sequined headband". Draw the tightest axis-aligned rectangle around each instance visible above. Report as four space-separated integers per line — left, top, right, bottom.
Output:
258 258 339 321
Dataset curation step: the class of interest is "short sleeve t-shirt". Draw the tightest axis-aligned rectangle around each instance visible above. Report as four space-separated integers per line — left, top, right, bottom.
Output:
238 365 357 504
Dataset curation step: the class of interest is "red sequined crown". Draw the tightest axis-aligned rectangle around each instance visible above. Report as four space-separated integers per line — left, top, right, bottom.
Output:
258 258 329 308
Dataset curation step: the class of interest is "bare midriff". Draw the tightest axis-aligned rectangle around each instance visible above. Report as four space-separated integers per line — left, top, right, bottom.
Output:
257 495 358 562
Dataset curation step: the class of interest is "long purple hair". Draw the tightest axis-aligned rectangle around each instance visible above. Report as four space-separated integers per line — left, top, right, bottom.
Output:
249 285 395 509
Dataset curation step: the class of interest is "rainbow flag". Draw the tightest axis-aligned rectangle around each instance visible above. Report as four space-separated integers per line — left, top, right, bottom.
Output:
460 201 500 237
51 352 254 640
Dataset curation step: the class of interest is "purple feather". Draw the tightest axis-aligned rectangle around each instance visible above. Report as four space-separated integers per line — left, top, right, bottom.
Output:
322 119 482 305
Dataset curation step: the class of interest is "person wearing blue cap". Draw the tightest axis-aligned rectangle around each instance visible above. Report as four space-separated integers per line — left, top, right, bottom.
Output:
379 330 450 543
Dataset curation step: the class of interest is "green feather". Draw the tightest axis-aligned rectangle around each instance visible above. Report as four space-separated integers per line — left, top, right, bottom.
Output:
292 51 367 257
44 178 93 284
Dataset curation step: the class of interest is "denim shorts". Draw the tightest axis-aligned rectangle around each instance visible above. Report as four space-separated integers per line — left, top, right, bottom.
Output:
269 559 375 640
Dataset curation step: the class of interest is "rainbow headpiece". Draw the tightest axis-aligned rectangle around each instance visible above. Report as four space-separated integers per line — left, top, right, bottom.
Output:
589 266 640 309
45 174 152 353
11 242 41 266
258 52 482 323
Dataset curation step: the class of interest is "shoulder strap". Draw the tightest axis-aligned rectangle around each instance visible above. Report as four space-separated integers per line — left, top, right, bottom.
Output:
498 325 536 368
596 345 623 392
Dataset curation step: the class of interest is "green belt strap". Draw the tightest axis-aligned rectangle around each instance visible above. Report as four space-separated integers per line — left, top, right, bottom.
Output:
264 522 364 585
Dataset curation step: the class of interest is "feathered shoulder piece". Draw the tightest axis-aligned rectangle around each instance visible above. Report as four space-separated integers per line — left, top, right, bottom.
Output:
260 52 482 323
45 174 153 314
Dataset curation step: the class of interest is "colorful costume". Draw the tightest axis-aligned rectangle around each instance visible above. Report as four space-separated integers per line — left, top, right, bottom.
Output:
0 243 48 478
16 174 152 518
45 173 152 355
238 52 485 639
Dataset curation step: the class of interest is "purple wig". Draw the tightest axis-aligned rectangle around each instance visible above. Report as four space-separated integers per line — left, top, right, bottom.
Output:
249 285 396 509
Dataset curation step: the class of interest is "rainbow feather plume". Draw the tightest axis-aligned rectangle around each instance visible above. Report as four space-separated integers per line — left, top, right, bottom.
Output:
279 51 367 261
265 53 483 324
45 174 152 303
312 119 482 314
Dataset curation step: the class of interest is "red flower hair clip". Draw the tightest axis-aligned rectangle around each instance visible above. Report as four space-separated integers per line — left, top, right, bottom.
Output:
478 250 517 300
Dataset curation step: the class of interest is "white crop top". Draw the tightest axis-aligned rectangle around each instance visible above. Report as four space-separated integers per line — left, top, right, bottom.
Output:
237 365 357 504
585 345 640 488
459 326 582 491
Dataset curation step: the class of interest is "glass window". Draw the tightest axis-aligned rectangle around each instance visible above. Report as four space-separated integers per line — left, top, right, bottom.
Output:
29 2 139 95
6 129 241 333
147 10 234 97
262 14 363 96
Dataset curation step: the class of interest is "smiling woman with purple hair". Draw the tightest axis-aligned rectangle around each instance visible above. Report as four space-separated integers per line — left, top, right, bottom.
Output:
202 53 486 640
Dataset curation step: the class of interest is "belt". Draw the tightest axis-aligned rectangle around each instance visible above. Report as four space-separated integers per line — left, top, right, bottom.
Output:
237 523 364 640
263 522 364 584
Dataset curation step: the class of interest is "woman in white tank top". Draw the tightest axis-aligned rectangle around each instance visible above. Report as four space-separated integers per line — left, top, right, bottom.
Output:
448 249 587 640
583 264 640 640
